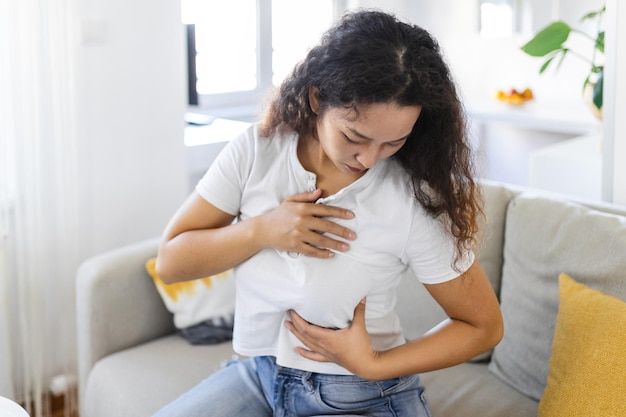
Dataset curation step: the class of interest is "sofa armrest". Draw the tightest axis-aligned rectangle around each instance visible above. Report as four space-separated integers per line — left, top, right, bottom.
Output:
76 238 175 398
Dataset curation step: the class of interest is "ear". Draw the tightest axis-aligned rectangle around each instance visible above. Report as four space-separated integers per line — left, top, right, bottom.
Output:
308 87 320 114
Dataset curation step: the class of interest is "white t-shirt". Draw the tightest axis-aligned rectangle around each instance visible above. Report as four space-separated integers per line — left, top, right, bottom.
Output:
196 124 474 375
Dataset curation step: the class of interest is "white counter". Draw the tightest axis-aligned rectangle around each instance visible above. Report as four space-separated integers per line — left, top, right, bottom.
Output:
185 118 251 188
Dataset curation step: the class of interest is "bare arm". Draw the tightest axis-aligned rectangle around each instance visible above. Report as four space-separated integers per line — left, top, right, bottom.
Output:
156 189 357 283
286 260 504 380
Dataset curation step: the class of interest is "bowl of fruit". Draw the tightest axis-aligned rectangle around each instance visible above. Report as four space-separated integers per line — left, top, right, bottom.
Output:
495 88 534 106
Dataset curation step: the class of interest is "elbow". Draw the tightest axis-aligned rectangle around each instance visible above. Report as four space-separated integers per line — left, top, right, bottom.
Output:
485 310 505 350
155 247 202 284
468 309 504 355
154 250 182 284
154 256 174 284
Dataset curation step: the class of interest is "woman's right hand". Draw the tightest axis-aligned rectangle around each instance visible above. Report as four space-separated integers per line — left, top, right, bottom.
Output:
157 189 356 282
257 189 356 258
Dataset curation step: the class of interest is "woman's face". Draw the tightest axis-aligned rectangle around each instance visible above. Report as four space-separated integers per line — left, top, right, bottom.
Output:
311 92 421 175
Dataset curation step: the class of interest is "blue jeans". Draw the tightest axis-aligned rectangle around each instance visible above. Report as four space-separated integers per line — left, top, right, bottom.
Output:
152 356 432 417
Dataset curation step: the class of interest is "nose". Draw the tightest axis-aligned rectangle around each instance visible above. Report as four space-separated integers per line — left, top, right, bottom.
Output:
356 144 382 169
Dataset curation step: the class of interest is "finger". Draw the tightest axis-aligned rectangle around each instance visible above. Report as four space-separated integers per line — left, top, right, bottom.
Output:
301 229 352 253
285 189 323 203
294 347 331 362
287 310 327 342
307 217 356 241
309 203 356 221
287 309 313 332
350 298 367 328
286 314 332 362
298 246 336 259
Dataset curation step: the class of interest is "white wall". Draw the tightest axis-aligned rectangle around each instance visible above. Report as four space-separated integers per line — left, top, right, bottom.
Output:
356 0 604 111
0 0 188 392
74 0 189 257
36 0 189 385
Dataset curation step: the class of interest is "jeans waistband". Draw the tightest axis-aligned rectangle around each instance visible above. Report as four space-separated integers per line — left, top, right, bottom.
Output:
258 356 374 383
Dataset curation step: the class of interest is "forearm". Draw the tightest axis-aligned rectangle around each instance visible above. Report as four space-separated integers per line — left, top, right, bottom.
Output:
156 216 264 283
356 261 505 380
362 317 502 380
156 189 357 283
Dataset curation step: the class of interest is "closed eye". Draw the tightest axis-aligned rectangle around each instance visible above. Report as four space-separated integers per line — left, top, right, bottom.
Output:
387 139 406 147
343 132 407 147
386 136 408 147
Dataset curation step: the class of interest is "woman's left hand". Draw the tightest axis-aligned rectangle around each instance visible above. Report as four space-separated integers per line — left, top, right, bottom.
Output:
285 298 380 378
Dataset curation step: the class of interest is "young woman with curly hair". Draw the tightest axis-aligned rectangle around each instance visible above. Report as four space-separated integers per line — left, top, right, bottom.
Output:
154 9 503 417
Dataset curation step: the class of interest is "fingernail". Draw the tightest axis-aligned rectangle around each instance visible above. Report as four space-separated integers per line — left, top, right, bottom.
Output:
346 210 355 218
347 232 356 239
341 243 350 251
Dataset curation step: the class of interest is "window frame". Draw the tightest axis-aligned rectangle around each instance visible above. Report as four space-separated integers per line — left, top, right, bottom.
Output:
185 0 346 119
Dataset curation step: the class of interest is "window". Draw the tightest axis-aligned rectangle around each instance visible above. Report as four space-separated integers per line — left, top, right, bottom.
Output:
479 0 530 38
182 0 344 119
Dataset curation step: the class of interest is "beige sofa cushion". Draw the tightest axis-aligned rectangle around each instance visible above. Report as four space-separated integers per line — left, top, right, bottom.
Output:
421 362 537 417
489 193 626 400
83 335 236 417
474 181 517 296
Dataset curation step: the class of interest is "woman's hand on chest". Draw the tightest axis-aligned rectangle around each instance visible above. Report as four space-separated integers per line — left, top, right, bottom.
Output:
255 189 357 258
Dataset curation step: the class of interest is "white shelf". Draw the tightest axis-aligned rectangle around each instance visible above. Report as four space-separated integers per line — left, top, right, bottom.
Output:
467 99 601 135
184 118 251 147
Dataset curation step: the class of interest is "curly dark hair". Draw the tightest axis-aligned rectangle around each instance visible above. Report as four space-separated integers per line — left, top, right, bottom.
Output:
260 9 483 263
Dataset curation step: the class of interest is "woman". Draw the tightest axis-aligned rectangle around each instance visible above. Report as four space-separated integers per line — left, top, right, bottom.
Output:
154 9 503 417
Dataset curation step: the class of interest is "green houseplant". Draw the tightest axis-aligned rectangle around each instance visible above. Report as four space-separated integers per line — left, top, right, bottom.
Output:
520 5 605 116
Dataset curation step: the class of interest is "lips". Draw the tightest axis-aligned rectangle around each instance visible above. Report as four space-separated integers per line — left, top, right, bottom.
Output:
346 164 364 173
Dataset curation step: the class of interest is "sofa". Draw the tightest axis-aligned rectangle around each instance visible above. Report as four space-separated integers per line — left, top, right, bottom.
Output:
76 180 626 417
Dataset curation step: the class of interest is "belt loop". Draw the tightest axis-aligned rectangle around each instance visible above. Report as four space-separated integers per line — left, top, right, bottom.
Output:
301 372 314 393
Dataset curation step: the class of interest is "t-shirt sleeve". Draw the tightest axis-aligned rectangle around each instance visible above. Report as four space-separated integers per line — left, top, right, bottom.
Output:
195 125 257 216
402 205 475 285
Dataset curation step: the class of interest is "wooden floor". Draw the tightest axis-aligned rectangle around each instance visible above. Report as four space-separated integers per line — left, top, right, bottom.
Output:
20 389 79 417
50 391 79 417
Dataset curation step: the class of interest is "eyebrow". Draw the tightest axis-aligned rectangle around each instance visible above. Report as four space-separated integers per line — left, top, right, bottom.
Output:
347 127 410 143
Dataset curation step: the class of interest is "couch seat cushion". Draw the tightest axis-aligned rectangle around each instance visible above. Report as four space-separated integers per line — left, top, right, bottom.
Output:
421 362 537 417
83 335 236 417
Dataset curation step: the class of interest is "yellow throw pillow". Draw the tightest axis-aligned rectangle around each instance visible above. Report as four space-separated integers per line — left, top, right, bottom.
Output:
145 258 236 341
539 273 626 417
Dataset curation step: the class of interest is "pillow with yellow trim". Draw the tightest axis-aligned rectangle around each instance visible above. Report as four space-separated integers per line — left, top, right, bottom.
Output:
539 273 626 416
145 258 236 345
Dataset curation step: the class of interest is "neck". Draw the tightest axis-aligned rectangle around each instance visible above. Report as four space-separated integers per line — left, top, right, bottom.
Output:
297 133 366 197
297 133 332 173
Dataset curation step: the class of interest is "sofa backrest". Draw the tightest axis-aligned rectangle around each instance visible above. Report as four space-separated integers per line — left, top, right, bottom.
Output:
489 190 626 401
396 180 626 378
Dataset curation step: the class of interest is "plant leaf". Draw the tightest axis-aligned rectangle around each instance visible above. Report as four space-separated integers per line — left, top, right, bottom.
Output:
581 5 605 23
539 55 556 73
593 70 603 109
521 21 571 57
596 31 605 53
555 49 569 71
583 74 591 92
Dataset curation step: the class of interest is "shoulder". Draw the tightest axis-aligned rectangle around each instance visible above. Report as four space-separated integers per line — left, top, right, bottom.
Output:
232 123 296 155
370 159 416 207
